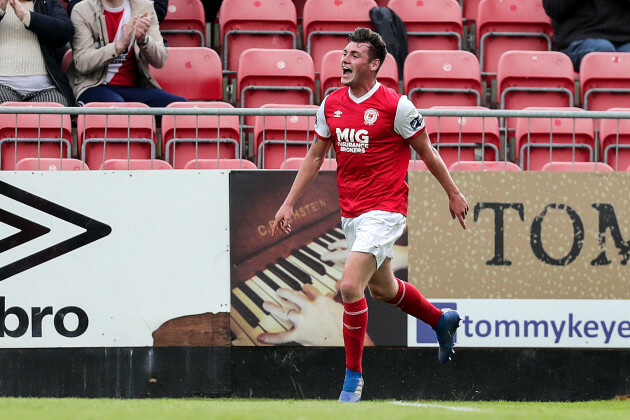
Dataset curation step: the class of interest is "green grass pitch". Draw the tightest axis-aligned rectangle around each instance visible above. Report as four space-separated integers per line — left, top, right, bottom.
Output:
0 398 628 420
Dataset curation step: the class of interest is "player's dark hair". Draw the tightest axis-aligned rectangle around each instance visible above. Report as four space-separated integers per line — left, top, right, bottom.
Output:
348 27 387 72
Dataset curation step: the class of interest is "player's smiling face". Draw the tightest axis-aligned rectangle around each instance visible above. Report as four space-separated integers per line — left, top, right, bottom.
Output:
340 42 379 88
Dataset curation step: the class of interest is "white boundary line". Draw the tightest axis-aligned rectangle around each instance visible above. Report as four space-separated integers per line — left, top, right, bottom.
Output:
390 401 482 412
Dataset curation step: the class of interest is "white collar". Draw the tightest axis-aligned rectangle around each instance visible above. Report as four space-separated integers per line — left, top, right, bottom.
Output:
348 82 381 104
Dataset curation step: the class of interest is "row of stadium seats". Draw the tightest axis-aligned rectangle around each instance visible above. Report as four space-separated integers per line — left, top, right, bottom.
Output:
59 0 625 111
134 45 630 112
2 100 630 171
11 157 625 172
159 0 552 79
292 0 483 25
213 0 553 79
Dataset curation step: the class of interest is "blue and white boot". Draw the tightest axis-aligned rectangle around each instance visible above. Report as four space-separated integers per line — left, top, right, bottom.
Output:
433 309 461 363
338 369 364 402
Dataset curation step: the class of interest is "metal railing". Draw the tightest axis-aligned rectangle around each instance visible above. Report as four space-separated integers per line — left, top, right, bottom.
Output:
1 106 630 171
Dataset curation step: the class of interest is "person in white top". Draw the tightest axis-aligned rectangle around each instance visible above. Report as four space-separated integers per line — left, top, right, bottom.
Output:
0 0 75 105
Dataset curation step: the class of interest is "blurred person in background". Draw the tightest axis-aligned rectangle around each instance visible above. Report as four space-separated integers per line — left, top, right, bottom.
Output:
67 0 168 23
0 0 75 105
69 0 186 106
543 0 630 71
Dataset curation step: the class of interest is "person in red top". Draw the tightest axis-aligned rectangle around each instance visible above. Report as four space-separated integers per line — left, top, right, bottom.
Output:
272 28 469 403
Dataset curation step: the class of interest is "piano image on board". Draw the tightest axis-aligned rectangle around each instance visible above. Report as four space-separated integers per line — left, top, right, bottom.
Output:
229 171 344 346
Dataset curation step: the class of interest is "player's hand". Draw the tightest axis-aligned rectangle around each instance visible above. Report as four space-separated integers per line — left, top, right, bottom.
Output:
449 192 469 229
258 284 373 347
272 204 294 236
1 0 10 12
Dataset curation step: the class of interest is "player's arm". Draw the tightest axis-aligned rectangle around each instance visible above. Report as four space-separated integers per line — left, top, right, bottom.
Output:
272 137 332 236
408 130 469 229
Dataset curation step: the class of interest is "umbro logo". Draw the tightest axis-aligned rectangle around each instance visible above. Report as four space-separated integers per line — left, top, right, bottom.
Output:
334 110 342 118
0 180 111 281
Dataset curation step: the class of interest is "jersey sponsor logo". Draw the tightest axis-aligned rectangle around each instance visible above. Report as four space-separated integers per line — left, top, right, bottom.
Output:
363 108 379 125
335 128 369 154
334 110 343 118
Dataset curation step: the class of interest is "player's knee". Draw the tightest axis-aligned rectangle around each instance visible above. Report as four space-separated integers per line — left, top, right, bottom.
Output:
340 278 363 301
367 284 389 301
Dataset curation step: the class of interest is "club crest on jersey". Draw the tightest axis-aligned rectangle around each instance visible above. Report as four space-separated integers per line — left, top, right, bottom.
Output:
364 108 379 126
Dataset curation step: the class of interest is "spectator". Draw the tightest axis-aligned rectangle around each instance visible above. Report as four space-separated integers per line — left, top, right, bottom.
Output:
0 0 75 105
69 0 187 106
66 0 168 23
543 0 630 71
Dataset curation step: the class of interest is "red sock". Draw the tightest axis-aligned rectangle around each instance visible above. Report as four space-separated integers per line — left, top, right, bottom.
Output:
343 298 368 373
387 278 442 328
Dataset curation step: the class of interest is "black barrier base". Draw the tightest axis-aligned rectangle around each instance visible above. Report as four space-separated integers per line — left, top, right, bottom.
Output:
0 347 231 398
1 347 628 400
231 347 630 401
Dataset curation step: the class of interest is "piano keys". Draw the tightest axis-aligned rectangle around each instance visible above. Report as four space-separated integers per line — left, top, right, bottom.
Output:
229 171 343 346
230 228 347 345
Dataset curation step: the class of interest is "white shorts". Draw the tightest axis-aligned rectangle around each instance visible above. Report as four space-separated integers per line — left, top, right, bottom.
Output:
341 210 407 269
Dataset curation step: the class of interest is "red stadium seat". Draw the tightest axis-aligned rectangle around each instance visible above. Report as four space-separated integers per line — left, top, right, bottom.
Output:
424 106 501 168
476 0 552 82
388 0 463 51
408 159 429 171
0 102 72 170
15 157 89 171
283 157 337 170
162 102 241 169
303 0 377 74
598 108 630 171
160 0 206 47
498 51 575 138
77 102 157 171
253 104 319 168
99 159 173 170
238 48 315 129
150 47 222 101
183 158 258 169
461 0 482 25
540 161 614 172
320 50 398 100
219 0 298 78
579 53 630 111
515 107 595 170
448 160 521 171
404 50 482 108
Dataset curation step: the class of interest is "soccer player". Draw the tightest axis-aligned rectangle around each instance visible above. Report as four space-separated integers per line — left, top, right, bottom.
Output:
271 28 469 403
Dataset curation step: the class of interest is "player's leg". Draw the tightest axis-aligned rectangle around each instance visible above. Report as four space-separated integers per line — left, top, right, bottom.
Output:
368 251 461 363
369 260 442 327
338 250 375 403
